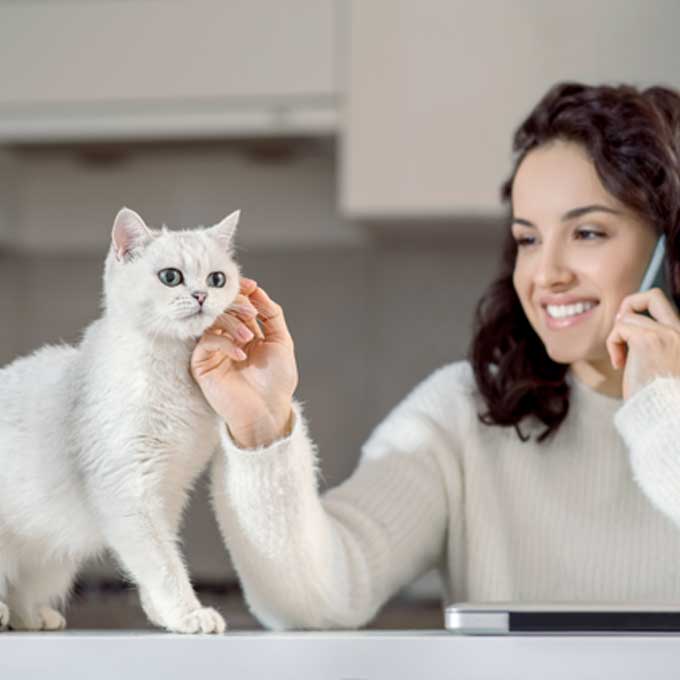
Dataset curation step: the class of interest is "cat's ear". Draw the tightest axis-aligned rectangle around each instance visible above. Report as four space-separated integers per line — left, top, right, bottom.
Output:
111 207 153 262
207 209 240 248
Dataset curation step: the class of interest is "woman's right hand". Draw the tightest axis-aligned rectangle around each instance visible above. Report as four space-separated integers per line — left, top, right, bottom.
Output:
190 278 298 448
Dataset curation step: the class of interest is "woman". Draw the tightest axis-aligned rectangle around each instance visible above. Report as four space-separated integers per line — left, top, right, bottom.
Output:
190 82 680 630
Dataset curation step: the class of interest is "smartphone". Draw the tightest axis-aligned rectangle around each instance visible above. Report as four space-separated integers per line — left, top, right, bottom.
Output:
638 234 670 295
635 234 678 319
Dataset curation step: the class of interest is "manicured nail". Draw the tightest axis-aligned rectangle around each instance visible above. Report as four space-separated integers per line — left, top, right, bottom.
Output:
237 326 253 341
235 348 247 360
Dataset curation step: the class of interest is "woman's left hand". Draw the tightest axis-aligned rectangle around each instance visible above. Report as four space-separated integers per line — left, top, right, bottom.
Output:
607 287 680 400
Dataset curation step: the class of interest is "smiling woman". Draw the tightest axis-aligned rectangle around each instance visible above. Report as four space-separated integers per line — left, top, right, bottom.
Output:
471 82 680 441
512 144 658 388
193 81 680 631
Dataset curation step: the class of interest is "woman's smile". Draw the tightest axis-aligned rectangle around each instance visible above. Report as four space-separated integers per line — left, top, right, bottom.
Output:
542 300 600 330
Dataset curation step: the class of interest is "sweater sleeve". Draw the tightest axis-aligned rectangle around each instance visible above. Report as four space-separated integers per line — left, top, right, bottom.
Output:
209 372 460 630
614 375 680 526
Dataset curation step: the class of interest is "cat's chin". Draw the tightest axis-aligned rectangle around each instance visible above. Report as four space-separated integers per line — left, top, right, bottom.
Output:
144 315 215 343
178 313 217 340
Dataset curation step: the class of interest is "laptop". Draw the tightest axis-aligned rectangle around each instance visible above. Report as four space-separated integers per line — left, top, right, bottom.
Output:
445 602 680 634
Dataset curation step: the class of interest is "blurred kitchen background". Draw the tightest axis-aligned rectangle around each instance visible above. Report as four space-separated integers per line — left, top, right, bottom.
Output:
0 0 679 630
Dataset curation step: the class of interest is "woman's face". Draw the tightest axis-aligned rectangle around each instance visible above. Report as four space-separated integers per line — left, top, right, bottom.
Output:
511 139 658 373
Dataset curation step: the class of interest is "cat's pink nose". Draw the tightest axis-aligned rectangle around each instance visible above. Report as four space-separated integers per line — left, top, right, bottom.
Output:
192 291 207 306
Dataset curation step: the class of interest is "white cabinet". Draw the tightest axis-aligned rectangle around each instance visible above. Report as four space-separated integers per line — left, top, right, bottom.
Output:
0 1 339 141
341 0 680 218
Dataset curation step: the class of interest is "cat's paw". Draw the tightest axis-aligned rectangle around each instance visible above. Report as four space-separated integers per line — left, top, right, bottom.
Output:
0 602 9 631
166 606 226 634
10 606 66 631
38 606 66 631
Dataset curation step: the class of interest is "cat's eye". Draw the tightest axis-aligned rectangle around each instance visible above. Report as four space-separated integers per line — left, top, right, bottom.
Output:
207 271 226 288
158 268 184 287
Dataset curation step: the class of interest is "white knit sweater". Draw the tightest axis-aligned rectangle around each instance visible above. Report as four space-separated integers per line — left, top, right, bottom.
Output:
210 361 680 630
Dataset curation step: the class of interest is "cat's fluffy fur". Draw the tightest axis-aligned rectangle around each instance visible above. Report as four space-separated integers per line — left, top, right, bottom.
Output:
0 207 242 633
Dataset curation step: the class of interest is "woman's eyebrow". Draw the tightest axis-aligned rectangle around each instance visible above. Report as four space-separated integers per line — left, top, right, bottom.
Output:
511 204 622 227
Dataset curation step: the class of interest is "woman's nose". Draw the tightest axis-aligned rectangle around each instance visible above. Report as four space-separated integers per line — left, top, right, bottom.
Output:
534 248 573 288
192 291 207 306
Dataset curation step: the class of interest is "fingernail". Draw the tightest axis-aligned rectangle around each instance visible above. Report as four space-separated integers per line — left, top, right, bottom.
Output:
235 348 247 360
237 326 254 341
241 277 257 287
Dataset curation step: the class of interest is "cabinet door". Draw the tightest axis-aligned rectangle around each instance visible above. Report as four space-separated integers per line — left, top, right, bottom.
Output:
0 0 338 140
341 0 680 219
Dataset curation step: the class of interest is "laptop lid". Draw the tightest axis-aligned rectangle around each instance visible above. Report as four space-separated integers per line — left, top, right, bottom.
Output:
445 602 680 635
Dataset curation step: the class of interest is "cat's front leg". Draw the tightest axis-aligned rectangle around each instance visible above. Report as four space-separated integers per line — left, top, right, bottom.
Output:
139 584 224 634
139 586 164 628
0 575 9 631
105 511 226 634
5 559 74 631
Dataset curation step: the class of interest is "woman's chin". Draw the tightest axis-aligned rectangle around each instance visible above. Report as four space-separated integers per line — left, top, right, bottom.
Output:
543 339 606 367
542 342 584 366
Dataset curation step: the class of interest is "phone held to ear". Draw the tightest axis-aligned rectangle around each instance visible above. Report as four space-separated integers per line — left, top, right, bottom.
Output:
636 235 671 319
638 234 669 295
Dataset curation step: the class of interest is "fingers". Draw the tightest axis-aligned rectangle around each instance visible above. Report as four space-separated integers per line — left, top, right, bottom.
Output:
213 311 255 343
616 288 680 329
223 278 293 346
230 293 258 319
211 288 262 341
235 302 265 340
607 320 634 370
235 281 265 339
193 331 248 364
240 277 258 294
248 286 294 346
606 314 661 370
609 288 680 370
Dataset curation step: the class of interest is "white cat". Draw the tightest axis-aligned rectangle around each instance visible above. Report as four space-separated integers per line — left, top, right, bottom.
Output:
0 207 243 633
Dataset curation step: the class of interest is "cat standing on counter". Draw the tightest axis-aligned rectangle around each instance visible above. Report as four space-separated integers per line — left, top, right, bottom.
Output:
0 207 244 633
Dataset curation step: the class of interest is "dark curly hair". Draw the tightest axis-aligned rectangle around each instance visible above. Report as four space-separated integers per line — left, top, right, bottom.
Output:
469 82 680 443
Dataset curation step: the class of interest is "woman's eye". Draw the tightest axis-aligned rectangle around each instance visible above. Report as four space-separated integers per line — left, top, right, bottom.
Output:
207 271 226 288
158 268 184 287
515 229 606 248
575 228 605 240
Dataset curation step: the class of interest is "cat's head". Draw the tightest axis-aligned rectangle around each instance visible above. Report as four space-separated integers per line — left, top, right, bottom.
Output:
103 207 242 342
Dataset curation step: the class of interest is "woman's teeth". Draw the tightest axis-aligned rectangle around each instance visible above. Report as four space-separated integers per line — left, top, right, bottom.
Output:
546 301 597 319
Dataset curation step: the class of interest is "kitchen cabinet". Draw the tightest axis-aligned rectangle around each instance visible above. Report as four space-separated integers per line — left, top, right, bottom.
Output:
0 0 339 141
341 0 680 218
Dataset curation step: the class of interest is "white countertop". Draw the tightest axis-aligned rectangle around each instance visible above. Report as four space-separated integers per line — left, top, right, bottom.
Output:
2 629 680 679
